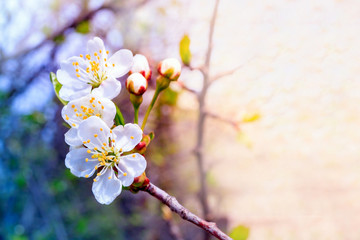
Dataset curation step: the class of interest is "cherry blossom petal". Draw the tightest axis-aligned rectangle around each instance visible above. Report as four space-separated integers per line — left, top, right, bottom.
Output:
108 49 133 78
91 77 121 100
117 153 146 187
59 84 91 101
112 123 143 152
100 97 116 127
64 128 83 147
87 37 106 58
65 148 98 177
78 116 111 149
92 168 122 205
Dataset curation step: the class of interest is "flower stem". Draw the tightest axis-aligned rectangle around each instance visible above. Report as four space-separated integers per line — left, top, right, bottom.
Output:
141 88 161 130
134 107 139 124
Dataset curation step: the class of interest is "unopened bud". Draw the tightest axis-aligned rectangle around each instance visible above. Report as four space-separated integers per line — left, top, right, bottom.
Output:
157 58 181 81
126 73 148 96
130 54 151 81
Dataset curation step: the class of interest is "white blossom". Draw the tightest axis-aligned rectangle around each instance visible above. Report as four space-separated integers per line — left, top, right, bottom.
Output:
61 94 116 147
158 58 181 80
57 37 133 101
130 54 151 81
126 73 148 95
64 116 146 205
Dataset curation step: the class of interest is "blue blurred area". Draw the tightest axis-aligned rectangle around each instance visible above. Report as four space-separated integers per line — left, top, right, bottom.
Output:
0 1 203 239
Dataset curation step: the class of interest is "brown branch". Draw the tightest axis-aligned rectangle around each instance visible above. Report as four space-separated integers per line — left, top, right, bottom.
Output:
195 0 220 233
206 112 240 130
143 183 232 240
210 64 244 82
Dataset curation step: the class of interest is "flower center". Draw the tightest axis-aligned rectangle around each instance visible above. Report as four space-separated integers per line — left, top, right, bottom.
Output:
73 49 117 88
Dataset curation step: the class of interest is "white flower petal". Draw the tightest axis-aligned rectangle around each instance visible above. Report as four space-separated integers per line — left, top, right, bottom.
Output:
117 153 146 187
112 123 143 152
91 77 121 100
108 49 133 78
65 148 98 177
59 85 91 101
64 128 83 146
92 168 122 205
59 57 91 85
61 94 116 128
87 37 106 58
100 97 116 127
77 116 110 149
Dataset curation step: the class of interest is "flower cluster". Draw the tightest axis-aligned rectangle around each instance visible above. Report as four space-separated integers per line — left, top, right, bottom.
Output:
57 37 147 204
54 37 181 205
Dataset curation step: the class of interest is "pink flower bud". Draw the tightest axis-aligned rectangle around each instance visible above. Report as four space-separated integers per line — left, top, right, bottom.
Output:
157 58 181 81
130 54 151 81
126 73 148 95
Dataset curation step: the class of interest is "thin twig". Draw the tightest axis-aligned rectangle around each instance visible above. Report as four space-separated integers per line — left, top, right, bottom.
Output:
195 0 220 230
210 64 244 82
143 183 232 240
206 112 240 130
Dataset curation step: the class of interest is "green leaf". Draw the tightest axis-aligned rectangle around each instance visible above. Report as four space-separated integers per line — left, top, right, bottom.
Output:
179 34 192 65
229 225 250 240
53 34 65 44
242 112 261 123
50 72 67 105
75 21 90 34
115 105 125 126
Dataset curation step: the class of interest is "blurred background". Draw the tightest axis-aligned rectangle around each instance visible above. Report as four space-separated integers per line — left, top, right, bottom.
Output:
1 0 360 239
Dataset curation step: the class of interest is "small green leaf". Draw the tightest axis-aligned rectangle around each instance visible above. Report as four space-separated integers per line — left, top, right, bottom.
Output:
242 112 261 123
179 34 192 65
115 105 125 126
75 21 90 34
229 225 250 240
53 34 65 44
148 132 155 140
50 72 67 105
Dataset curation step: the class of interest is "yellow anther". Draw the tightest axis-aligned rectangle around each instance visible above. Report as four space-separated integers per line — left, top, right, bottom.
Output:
119 148 122 152
87 149 91 153
97 56 100 60
100 128 103 131
99 50 102 53
97 173 101 176
104 58 107 62
86 54 91 60
101 146 105 150
103 143 106 146
93 179 97 182
74 108 77 112
85 174 89 178
75 62 79 66
72 62 76 66
83 141 87 144
72 123 76 127
132 154 136 158
85 158 89 162
98 101 101 104
75 69 79 72
92 104 96 108
79 113 82 117
91 155 95 159
94 147 98 151
123 172 127 176
76 73 80 78
108 176 111 179
106 50 109 54
112 139 115 143
112 63 115 67
71 105 75 108
105 63 108 67
130 136 134 139
110 130 112 134
94 134 98 137
76 113 79 117
80 54 83 58
101 106 104 109
95 166 98 170
83 116 88 120
94 52 97 56
95 113 100 117
65 115 69 120
87 139 90 143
